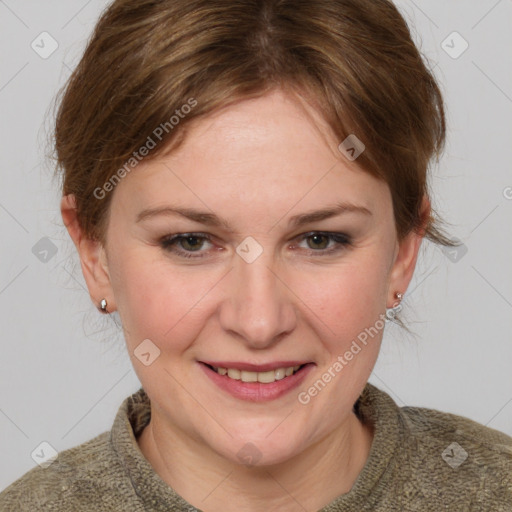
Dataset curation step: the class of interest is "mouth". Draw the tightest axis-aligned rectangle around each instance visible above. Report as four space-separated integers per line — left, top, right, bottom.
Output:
203 363 306 383
198 361 315 402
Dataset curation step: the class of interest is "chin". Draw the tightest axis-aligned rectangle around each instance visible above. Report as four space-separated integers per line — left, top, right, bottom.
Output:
206 425 307 468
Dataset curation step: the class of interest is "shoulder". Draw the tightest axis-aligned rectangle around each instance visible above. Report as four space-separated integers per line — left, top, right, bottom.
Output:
0 431 137 511
0 388 150 511
400 401 512 461
361 383 512 509
397 400 512 508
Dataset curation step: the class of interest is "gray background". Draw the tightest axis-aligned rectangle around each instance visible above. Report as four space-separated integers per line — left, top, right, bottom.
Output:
1 0 511 490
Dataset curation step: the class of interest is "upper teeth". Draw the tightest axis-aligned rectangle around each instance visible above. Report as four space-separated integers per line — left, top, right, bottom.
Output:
214 365 301 383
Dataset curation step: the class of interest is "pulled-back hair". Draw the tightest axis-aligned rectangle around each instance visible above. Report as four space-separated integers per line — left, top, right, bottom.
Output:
54 0 455 249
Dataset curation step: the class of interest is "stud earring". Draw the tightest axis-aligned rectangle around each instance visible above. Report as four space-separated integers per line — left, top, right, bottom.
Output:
385 291 403 321
99 298 108 313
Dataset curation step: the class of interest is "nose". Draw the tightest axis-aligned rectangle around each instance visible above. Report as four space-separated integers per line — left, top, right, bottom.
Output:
219 249 297 350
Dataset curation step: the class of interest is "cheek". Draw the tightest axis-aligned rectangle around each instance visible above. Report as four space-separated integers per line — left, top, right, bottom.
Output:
110 250 220 353
293 256 389 331
285 255 391 376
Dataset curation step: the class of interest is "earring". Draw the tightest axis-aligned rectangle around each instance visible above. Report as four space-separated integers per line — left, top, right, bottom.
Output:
385 291 403 321
99 298 108 313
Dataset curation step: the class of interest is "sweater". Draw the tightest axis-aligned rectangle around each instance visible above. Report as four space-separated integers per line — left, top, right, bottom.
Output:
1 382 511 511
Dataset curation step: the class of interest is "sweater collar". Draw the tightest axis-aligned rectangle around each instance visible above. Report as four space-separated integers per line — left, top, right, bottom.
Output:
111 381 401 511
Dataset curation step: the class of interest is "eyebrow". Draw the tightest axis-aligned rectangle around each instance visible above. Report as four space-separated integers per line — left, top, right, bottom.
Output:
135 201 372 230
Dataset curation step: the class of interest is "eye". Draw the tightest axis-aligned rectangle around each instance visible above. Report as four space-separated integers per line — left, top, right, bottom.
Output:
159 231 352 260
296 232 352 255
160 233 214 259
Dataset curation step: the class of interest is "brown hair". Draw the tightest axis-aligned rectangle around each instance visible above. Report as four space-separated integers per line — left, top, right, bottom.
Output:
54 0 457 248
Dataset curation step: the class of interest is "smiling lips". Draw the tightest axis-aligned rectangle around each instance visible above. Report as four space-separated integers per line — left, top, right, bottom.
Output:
199 361 314 401
202 360 308 382
212 364 302 383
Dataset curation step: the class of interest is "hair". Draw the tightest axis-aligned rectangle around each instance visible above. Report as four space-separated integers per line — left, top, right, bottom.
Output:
53 0 459 329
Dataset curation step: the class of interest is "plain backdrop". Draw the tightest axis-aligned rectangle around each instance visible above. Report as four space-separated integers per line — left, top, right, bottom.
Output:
1 0 511 491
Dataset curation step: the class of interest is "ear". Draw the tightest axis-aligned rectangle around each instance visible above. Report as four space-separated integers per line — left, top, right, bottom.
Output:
60 194 116 313
386 195 430 307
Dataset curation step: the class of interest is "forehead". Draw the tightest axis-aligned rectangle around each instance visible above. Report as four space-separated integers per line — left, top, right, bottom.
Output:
166 89 341 167
112 89 391 222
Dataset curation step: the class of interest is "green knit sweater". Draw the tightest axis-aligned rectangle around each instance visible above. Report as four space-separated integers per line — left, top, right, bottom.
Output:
1 382 511 511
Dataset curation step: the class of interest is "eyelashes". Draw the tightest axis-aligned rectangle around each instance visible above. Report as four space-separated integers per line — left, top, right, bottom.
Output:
159 231 352 260
160 233 212 258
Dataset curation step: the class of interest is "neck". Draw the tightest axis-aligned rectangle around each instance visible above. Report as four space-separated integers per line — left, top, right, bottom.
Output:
137 409 374 512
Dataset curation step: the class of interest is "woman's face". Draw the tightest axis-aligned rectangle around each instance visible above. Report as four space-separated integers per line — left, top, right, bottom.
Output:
94 88 418 465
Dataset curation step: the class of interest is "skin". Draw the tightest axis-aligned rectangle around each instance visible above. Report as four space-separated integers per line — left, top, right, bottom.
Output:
61 88 428 511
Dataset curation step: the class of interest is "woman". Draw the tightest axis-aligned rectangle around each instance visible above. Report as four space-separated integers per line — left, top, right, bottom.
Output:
1 0 510 510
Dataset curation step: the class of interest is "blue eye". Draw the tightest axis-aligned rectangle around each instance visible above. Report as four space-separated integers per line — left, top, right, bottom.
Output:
159 232 352 259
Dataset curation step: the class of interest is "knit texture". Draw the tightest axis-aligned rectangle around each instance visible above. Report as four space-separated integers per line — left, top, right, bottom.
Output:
1 382 511 511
